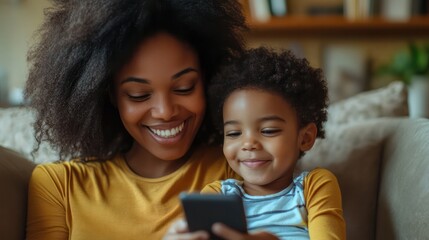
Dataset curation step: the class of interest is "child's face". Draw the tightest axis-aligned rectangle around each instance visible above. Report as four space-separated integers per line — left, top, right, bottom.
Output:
222 88 315 195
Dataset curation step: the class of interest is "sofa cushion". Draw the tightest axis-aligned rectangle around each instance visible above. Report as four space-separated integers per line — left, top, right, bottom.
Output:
297 119 398 240
326 81 408 127
0 146 36 240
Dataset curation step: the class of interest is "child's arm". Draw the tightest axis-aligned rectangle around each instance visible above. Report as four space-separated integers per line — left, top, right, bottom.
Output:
200 180 222 193
304 168 346 240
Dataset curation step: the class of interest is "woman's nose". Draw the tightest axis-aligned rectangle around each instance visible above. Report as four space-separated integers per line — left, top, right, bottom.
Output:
151 94 176 121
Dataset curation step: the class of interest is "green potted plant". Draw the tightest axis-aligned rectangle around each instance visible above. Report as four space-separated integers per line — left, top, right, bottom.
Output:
378 42 429 118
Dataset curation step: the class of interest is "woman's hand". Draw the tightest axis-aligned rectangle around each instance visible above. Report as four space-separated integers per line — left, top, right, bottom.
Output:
163 218 209 240
212 223 279 240
164 219 279 240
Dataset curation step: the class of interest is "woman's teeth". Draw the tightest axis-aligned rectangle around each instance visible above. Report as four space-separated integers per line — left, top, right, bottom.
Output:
150 122 184 138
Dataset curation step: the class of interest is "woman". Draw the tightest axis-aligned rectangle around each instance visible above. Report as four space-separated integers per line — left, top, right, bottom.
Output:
25 0 247 239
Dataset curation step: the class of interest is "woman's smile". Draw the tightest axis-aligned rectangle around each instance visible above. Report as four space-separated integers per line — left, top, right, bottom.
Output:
147 121 185 138
146 121 187 144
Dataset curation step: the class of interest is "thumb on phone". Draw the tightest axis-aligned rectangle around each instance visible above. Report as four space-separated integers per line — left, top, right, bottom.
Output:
212 222 243 239
167 218 189 234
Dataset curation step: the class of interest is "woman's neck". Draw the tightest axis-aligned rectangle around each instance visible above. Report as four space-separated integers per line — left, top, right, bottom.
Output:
124 144 191 178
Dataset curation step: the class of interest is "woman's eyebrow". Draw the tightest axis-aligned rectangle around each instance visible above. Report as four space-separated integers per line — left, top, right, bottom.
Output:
120 67 198 84
121 77 150 85
172 67 198 80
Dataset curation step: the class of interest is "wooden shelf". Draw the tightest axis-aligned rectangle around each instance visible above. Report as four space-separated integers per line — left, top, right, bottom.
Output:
248 16 429 37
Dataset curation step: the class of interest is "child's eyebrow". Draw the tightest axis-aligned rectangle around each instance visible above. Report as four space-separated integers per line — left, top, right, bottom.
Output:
223 116 285 127
224 120 239 127
259 115 286 122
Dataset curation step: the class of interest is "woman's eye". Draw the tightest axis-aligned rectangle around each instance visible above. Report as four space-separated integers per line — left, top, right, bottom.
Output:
225 130 241 138
261 128 281 136
174 85 195 95
127 93 151 102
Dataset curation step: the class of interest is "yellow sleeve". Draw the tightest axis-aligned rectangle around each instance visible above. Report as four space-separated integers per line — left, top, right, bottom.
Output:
201 180 222 193
304 168 346 240
26 164 68 240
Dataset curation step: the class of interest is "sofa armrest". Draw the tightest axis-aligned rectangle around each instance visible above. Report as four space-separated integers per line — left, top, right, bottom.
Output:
0 146 36 240
376 118 429 240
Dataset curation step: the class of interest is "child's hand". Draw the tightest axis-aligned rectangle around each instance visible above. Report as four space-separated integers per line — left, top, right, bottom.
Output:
212 223 279 240
163 218 209 240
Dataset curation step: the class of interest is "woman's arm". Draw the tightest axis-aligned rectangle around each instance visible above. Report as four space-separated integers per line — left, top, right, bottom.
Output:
304 168 346 240
26 165 68 239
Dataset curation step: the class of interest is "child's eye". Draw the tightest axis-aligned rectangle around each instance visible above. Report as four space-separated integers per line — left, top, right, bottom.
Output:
174 85 195 95
225 130 241 138
127 93 151 102
261 128 281 136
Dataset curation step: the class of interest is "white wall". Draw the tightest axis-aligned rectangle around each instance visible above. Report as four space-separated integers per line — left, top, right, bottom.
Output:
0 0 50 103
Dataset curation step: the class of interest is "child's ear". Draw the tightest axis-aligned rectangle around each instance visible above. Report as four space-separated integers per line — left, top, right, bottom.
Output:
299 123 317 152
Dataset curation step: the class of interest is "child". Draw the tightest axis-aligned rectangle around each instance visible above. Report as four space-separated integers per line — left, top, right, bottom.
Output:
165 47 346 240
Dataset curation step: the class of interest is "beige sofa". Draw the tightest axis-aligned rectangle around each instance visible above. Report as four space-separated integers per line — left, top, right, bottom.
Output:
1 118 428 240
298 118 429 240
1 82 428 239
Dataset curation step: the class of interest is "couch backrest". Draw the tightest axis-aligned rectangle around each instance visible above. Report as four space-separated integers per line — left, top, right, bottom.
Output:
297 119 400 240
0 146 36 240
376 119 429 240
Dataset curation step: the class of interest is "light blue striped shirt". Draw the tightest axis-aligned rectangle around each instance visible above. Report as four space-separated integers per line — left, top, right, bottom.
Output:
220 172 309 240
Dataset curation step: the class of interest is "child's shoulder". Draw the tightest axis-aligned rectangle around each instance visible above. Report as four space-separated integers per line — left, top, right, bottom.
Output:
302 168 341 194
201 178 243 194
306 168 337 181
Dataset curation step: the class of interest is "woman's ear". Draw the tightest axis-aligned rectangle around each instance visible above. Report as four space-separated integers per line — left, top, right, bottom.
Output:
108 83 117 108
299 123 317 152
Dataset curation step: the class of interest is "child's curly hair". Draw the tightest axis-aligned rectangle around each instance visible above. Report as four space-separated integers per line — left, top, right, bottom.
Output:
25 0 247 160
209 47 328 144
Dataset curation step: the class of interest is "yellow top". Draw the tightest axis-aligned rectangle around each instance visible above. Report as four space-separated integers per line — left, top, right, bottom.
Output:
26 145 236 240
202 168 346 240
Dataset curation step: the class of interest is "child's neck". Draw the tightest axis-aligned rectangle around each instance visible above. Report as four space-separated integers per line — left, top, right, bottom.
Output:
242 174 293 196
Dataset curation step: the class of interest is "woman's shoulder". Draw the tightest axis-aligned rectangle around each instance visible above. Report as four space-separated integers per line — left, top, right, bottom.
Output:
186 144 236 180
190 144 225 165
193 144 223 157
33 155 122 178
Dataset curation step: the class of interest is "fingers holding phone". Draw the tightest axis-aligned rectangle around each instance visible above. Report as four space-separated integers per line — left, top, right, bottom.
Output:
163 218 210 240
212 223 279 240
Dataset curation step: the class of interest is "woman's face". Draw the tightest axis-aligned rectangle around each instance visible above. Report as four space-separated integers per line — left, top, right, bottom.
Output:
114 32 205 161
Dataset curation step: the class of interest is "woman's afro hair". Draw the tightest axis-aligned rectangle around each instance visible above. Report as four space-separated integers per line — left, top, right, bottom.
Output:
25 0 247 160
209 47 328 143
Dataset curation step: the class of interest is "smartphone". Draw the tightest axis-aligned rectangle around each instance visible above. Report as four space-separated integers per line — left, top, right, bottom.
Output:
180 192 248 239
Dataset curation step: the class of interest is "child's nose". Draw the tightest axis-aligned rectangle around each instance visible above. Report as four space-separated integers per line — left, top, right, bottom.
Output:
241 134 261 151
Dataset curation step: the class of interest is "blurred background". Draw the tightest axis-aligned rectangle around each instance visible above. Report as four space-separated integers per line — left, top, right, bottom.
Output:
0 0 428 107
0 0 49 107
